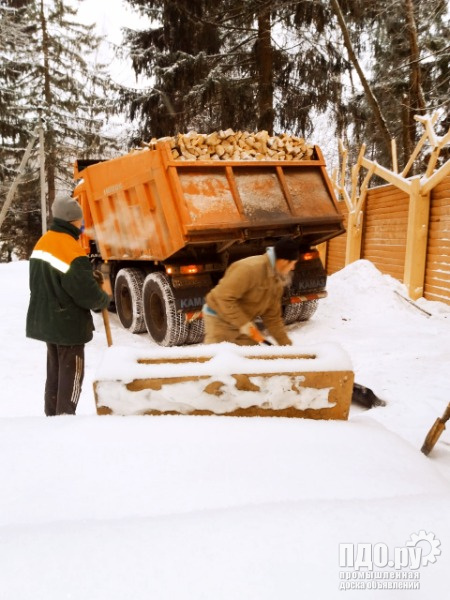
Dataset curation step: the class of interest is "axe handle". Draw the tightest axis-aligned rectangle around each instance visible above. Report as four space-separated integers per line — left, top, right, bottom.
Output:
441 403 450 423
102 308 113 347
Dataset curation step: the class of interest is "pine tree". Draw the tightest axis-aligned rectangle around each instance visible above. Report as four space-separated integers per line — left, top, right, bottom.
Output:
335 0 449 167
120 0 346 142
0 0 39 260
0 0 30 178
22 0 120 207
0 0 120 259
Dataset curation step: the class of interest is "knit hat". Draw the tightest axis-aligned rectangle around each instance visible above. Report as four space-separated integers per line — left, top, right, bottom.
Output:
52 197 83 222
274 237 300 261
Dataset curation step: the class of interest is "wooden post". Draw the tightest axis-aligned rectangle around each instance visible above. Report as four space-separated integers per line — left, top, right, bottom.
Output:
391 139 398 173
344 146 373 266
422 157 450 195
345 210 363 265
403 177 430 300
338 139 348 194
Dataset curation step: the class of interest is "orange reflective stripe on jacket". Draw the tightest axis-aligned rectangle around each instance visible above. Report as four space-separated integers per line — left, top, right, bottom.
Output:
31 230 86 274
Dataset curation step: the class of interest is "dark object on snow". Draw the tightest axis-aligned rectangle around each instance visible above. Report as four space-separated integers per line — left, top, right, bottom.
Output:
421 403 450 456
394 291 432 317
352 383 386 409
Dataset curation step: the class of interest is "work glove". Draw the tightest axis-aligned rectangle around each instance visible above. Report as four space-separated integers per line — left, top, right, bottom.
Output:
239 321 267 344
93 269 104 285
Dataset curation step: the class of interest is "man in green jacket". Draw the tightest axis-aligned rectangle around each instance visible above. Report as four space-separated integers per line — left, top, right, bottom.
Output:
26 197 110 416
203 237 299 346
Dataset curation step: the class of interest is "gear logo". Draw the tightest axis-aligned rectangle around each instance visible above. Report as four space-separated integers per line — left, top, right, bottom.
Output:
406 530 441 566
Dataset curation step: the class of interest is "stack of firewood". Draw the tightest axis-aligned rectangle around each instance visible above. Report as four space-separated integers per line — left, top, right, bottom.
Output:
147 129 314 161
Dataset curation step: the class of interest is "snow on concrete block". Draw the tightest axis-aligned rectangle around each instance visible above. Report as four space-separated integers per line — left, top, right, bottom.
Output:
93 342 354 419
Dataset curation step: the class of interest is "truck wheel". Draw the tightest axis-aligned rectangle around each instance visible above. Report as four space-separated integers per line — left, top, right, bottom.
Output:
298 300 318 321
283 303 304 325
283 299 318 324
143 273 188 346
186 318 205 344
114 268 146 333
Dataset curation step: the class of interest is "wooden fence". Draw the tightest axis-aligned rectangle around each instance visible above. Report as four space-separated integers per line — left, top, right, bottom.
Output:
325 175 450 305
326 114 450 302
424 175 450 303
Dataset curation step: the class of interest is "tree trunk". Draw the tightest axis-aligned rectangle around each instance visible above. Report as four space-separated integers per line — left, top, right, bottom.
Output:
404 0 426 158
39 0 54 210
401 94 412 167
330 0 393 158
256 9 274 135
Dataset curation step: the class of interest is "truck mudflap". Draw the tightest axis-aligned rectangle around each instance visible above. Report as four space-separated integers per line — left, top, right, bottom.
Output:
171 283 210 314
287 290 327 304
185 309 204 323
281 290 327 325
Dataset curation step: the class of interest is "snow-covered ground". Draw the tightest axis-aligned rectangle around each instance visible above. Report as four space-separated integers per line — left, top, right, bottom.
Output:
1 259 450 599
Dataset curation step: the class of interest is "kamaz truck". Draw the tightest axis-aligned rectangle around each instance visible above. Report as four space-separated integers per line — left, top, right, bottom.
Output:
73 136 345 346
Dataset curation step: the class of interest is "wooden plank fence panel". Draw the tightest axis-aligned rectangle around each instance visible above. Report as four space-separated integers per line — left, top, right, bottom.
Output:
362 186 409 281
432 189 450 201
424 175 450 304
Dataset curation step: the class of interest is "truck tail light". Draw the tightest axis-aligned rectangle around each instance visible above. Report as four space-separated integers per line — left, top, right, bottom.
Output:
299 250 319 261
165 264 204 275
180 265 203 274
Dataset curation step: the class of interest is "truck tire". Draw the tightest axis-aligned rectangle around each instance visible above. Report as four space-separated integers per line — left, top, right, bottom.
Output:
114 268 146 333
283 303 303 325
283 299 318 324
298 299 318 321
186 318 205 344
143 272 188 346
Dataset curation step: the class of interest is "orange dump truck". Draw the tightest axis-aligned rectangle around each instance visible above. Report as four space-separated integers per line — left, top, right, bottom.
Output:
73 139 345 346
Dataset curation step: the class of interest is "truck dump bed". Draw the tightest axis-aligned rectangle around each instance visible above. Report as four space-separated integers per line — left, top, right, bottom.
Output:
74 141 344 261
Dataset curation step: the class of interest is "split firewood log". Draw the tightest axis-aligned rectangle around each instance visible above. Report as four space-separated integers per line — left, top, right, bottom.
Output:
151 129 314 161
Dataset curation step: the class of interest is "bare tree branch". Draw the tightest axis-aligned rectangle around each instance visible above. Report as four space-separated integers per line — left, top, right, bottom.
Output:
330 0 393 156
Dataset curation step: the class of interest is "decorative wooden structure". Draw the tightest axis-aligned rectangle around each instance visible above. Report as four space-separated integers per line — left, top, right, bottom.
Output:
329 113 450 300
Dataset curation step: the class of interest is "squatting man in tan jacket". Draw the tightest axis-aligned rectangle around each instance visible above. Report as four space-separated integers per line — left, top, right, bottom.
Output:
203 237 299 346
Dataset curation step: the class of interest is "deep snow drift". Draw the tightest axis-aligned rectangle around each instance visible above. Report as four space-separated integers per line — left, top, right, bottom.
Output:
1 259 450 599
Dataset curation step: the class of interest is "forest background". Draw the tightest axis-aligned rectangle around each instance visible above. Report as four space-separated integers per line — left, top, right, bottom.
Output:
0 0 448 259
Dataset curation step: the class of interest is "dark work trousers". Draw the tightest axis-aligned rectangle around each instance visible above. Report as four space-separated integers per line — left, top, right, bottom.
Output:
45 343 85 416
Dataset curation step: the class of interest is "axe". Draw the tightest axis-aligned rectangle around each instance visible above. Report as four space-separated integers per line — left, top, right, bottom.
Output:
421 403 450 456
